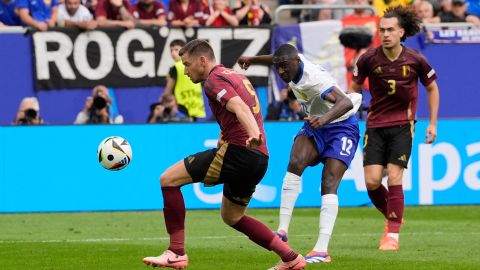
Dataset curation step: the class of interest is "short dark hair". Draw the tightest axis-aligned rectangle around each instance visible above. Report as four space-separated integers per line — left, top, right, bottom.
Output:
170 39 186 48
273 44 298 60
383 6 421 42
179 39 215 60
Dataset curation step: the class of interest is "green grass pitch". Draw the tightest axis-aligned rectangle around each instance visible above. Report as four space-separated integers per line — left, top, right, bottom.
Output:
0 205 479 269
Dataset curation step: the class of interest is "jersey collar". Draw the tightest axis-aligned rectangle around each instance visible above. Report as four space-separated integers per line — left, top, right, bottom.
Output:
209 64 223 75
292 60 304 84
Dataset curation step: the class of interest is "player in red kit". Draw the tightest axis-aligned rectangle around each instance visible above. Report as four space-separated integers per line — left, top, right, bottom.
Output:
350 6 440 251
143 39 306 270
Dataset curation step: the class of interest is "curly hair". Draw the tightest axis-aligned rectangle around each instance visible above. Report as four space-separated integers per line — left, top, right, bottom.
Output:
383 6 421 42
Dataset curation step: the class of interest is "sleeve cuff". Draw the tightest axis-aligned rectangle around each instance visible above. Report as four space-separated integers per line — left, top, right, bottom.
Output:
321 86 334 100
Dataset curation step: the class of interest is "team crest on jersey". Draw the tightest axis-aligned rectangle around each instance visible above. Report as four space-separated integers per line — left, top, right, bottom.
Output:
402 65 410 77
373 66 382 74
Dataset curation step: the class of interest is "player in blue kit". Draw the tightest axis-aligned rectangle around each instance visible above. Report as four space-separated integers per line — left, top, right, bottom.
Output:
238 44 361 264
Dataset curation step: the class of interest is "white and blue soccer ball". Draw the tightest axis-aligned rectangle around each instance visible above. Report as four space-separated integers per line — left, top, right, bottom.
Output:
97 136 132 171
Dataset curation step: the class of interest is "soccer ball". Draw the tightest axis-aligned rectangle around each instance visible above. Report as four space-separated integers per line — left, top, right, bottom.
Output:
97 136 132 170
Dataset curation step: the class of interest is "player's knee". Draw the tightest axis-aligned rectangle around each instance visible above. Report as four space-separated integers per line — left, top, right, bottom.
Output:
160 172 174 187
365 178 382 190
387 171 403 185
388 170 403 182
287 157 307 175
221 211 242 226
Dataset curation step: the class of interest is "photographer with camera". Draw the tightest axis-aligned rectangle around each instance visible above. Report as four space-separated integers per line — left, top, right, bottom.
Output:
147 94 192 123
74 85 124 124
13 97 43 125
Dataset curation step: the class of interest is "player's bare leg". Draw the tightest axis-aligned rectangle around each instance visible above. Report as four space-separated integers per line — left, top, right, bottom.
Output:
305 158 346 263
222 196 306 270
143 160 193 269
277 136 318 241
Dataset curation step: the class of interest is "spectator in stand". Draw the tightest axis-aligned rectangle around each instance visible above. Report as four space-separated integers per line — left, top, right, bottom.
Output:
439 0 452 13
132 0 167 26
265 87 307 121
233 0 271 26
13 97 43 125
163 39 206 120
426 0 443 16
95 0 135 28
57 0 98 29
147 94 192 123
167 0 207 27
440 0 480 25
205 0 238 26
416 0 440 23
17 0 58 31
0 0 21 26
372 0 413 16
74 85 124 124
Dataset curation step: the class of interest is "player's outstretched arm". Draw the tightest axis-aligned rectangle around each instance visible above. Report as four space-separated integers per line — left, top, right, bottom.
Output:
237 55 274 70
425 80 439 144
225 96 262 148
306 87 354 128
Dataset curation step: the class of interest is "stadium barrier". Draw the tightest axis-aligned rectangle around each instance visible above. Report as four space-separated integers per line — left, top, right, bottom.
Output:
0 119 479 213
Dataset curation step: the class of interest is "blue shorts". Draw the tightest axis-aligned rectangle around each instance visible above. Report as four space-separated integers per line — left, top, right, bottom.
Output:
296 115 360 167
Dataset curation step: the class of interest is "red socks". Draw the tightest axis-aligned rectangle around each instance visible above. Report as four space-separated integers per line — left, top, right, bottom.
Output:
368 184 404 233
386 185 404 233
231 215 297 262
367 185 388 218
162 187 299 262
162 187 186 255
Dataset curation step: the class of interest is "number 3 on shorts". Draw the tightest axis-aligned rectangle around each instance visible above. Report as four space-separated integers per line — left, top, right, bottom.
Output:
340 137 353 156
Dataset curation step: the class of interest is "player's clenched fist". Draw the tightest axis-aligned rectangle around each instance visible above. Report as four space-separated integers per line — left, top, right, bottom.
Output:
237 56 252 70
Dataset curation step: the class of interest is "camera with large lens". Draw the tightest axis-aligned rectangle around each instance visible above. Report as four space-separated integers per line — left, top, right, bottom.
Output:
92 96 107 110
163 107 172 116
87 95 109 124
18 108 38 125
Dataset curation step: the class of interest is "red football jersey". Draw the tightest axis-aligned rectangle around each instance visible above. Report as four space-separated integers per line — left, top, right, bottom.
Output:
167 0 206 25
203 65 268 156
132 1 166 19
353 46 437 128
204 7 235 27
95 0 132 20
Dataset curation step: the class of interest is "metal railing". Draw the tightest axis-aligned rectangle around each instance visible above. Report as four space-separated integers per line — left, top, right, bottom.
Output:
422 22 477 29
0 26 26 34
274 4 377 24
